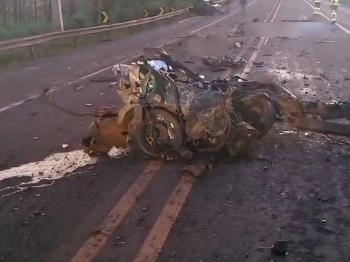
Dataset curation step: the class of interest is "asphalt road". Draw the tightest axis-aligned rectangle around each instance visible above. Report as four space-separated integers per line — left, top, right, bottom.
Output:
1 0 350 261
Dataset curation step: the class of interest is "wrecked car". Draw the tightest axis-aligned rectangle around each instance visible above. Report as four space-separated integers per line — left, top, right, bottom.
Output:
41 49 350 159
191 0 226 15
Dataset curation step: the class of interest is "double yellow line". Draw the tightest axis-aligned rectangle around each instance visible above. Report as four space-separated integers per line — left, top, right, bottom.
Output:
68 0 283 261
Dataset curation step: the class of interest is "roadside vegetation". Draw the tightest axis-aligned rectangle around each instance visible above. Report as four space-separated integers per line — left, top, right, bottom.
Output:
0 0 230 68
0 0 192 41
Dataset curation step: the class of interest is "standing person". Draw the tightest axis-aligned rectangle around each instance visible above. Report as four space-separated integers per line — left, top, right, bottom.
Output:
313 0 321 15
240 0 247 15
330 0 338 23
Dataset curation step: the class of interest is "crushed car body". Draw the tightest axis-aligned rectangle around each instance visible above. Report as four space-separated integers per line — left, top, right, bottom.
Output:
40 49 350 159
83 48 350 158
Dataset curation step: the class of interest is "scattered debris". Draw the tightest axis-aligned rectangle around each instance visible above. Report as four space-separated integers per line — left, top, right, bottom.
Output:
257 240 288 256
281 19 313 22
62 144 69 149
74 85 85 91
202 56 246 70
253 61 264 67
90 76 118 82
184 60 195 64
276 51 287 55
233 41 244 48
182 164 213 178
315 40 335 43
43 48 350 160
249 46 259 50
345 77 350 81
320 73 330 79
317 195 335 202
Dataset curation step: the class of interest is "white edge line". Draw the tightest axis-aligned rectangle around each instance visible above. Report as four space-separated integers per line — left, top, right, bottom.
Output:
0 0 259 114
302 0 350 34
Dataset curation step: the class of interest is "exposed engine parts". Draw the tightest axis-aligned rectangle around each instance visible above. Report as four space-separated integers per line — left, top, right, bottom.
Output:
40 49 350 159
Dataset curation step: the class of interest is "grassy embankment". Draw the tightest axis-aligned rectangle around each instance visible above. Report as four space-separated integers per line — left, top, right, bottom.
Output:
0 0 192 67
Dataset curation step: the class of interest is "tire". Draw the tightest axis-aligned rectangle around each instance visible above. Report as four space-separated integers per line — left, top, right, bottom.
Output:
130 108 183 158
239 96 277 138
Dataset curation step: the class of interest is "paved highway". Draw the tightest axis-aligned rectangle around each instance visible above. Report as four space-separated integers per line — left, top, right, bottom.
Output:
1 0 350 261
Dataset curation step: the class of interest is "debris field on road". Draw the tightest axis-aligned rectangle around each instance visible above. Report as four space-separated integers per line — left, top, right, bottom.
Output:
1 0 350 261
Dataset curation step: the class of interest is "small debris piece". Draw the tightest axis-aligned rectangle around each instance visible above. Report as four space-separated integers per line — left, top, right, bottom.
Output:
182 163 213 177
320 73 330 79
317 196 335 202
184 60 195 64
253 61 264 66
74 85 84 91
90 76 118 82
315 40 335 43
344 77 350 81
257 240 288 256
86 103 93 107
62 144 69 149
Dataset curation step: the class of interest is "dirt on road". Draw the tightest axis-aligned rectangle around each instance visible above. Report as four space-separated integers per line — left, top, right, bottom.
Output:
1 0 350 261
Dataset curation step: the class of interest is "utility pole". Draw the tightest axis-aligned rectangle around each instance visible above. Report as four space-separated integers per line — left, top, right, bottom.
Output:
51 0 64 31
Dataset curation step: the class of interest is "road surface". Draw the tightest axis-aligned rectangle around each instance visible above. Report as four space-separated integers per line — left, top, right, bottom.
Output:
1 0 350 261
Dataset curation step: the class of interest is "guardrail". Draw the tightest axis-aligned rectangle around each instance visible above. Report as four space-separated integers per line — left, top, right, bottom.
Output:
0 8 189 54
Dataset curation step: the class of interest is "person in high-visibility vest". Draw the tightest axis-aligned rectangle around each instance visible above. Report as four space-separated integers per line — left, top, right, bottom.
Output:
330 0 339 23
313 0 321 15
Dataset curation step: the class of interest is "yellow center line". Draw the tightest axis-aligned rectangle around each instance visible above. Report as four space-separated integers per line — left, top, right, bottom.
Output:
132 175 196 262
130 1 283 262
70 160 163 262
241 0 283 78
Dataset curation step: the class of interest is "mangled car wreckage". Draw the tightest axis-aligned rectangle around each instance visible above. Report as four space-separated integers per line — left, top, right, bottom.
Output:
41 48 350 159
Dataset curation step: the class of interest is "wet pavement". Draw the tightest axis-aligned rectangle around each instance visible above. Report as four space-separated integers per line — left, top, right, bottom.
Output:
1 0 350 261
